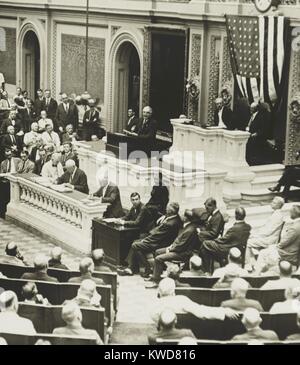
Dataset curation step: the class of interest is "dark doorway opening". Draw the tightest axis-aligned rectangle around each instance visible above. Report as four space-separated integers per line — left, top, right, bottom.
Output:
23 30 40 99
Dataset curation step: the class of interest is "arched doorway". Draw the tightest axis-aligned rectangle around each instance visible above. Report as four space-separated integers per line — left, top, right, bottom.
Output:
22 30 40 99
114 42 140 132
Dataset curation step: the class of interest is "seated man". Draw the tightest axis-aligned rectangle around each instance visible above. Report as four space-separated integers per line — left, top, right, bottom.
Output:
146 209 208 288
53 302 103 345
0 291 36 335
213 248 248 278
41 123 60 151
165 264 191 288
183 255 206 277
0 242 28 266
270 286 300 314
16 150 35 174
150 278 238 324
286 311 300 341
268 165 300 200
68 257 104 285
61 124 79 144
48 247 69 270
21 282 49 305
197 198 224 248
119 202 182 277
148 309 195 345
200 208 251 273
55 159 89 194
21 254 58 283
60 142 79 168
245 197 285 268
213 265 244 289
261 261 300 290
41 152 64 183
231 308 279 342
93 168 124 218
118 192 155 238
221 278 263 312
92 249 112 273
69 279 102 309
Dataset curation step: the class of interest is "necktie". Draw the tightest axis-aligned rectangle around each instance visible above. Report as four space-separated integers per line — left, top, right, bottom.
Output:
7 159 11 173
65 104 69 113
11 135 16 144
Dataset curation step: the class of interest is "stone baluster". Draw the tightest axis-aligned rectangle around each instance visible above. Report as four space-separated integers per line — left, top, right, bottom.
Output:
20 186 26 202
69 206 76 225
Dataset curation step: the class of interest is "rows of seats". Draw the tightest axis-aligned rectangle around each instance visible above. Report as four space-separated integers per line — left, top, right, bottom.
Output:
0 333 97 345
156 339 300 345
0 263 118 311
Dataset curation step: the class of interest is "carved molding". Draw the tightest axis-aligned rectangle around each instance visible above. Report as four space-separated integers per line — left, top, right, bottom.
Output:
52 21 57 95
221 36 233 94
142 27 151 108
188 33 202 124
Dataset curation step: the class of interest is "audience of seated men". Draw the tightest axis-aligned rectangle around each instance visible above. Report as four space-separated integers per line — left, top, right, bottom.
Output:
55 159 89 194
200 207 251 273
52 302 103 345
197 198 224 247
221 278 263 312
231 308 279 342
146 208 206 288
270 286 300 314
261 261 300 290
148 309 195 345
21 254 58 283
92 249 112 273
68 279 102 309
212 248 248 278
286 311 300 341
245 197 285 269
150 278 238 324
68 258 104 285
0 291 36 335
93 168 124 218
119 202 182 278
0 242 28 266
165 264 191 288
21 282 49 305
48 247 69 270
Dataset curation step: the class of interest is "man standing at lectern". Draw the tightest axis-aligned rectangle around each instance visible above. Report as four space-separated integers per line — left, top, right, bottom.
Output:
213 98 234 130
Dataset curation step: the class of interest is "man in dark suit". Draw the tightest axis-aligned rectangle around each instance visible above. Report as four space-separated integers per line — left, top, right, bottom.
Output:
197 198 225 248
119 202 182 277
0 110 23 135
213 98 234 129
145 208 203 287
43 89 58 124
246 102 268 166
82 99 102 141
124 109 139 133
55 159 89 194
48 247 69 270
199 207 251 273
61 142 79 168
34 89 45 118
56 93 79 133
33 148 48 176
21 254 58 283
1 126 22 156
148 309 195 345
93 170 124 218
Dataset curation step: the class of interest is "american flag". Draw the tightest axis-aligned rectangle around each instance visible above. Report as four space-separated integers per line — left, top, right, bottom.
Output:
225 15 289 106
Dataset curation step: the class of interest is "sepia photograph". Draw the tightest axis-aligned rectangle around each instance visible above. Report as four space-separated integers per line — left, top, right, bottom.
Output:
0 0 299 350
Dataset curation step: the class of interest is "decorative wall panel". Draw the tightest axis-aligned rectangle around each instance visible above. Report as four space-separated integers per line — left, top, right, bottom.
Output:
0 27 16 85
188 33 201 124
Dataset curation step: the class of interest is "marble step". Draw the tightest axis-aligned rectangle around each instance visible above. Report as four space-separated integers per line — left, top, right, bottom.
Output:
250 164 284 178
251 175 280 190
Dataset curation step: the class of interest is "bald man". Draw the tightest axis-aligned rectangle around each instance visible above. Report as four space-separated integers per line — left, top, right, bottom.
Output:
199 208 251 273
21 254 58 282
48 247 69 270
56 159 89 194
68 257 104 285
261 261 300 290
231 308 278 342
0 242 27 266
148 309 195 345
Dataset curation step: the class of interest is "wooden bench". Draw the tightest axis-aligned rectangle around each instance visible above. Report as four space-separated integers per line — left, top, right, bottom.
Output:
175 287 285 311
0 277 112 325
0 332 97 345
155 339 298 345
18 303 106 342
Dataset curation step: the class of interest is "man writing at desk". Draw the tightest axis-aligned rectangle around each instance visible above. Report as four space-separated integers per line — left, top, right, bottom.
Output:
55 159 89 194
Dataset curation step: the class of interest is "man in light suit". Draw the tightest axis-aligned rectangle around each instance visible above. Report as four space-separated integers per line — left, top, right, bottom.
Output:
41 123 61 151
199 207 251 273
245 197 285 268
56 93 79 133
56 159 89 194
16 150 35 174
93 169 124 218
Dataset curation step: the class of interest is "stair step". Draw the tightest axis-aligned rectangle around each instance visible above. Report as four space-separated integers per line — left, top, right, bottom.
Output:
251 175 280 189
250 164 284 178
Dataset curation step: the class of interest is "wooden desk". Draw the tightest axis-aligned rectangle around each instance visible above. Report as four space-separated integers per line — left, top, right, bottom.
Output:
92 219 140 266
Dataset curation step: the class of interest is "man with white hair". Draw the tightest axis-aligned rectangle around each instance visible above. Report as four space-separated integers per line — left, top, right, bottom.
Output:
23 122 42 155
245 197 285 269
55 159 89 194
48 247 69 270
221 278 263 312
68 257 104 285
41 152 64 182
270 286 300 314
151 278 239 324
21 254 58 282
53 302 102 344
70 279 102 309
0 291 36 335
231 308 279 341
